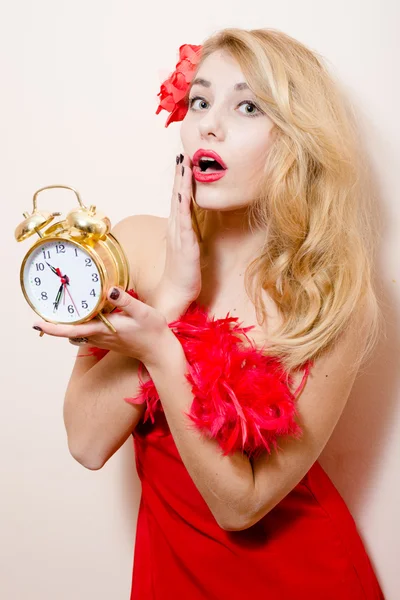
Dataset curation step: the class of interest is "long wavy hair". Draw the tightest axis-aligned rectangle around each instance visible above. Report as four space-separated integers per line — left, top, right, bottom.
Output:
187 27 383 376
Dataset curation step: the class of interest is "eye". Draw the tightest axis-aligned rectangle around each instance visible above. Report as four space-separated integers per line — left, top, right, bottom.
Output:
237 101 262 117
189 96 209 111
188 96 263 118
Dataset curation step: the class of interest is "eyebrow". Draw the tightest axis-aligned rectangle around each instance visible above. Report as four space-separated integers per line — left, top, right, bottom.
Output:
190 78 249 91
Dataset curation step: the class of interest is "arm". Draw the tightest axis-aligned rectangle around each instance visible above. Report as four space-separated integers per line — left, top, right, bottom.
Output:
145 300 374 531
63 214 159 470
64 351 146 470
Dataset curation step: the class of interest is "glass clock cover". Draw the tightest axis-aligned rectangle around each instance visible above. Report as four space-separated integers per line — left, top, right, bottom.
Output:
22 239 102 323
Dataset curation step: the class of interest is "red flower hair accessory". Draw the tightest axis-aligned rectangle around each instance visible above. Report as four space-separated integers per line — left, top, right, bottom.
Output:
156 44 202 127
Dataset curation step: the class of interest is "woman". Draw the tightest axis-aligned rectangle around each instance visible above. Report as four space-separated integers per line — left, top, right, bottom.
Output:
34 28 384 599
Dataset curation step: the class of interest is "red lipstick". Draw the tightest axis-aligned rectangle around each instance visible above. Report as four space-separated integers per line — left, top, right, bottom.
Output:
192 149 227 169
192 149 227 183
193 169 226 183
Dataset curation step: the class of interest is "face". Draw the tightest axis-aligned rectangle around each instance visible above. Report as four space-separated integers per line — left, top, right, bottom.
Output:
180 49 275 212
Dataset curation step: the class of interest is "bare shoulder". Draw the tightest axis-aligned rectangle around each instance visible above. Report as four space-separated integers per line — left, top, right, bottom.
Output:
111 214 168 293
111 213 167 250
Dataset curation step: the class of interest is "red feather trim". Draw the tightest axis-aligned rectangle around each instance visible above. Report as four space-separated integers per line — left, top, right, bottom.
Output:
80 289 313 457
123 294 313 458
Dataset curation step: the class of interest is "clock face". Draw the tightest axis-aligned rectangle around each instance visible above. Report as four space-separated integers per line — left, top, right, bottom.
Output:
22 239 103 323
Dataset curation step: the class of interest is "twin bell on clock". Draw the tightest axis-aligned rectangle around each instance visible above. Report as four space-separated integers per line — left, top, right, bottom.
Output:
15 185 130 334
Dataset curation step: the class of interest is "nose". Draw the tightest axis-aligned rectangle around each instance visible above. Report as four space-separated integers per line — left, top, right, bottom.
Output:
198 106 226 141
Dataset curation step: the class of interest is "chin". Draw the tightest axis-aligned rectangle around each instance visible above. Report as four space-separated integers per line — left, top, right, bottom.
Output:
194 191 249 212
193 185 229 208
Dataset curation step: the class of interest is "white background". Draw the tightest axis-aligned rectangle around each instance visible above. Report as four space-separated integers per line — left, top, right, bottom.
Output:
0 1 398 598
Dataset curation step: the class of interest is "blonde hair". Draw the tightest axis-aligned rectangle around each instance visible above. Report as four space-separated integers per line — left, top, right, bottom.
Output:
187 27 383 375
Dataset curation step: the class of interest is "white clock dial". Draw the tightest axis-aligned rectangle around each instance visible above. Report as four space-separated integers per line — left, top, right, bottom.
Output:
22 239 103 323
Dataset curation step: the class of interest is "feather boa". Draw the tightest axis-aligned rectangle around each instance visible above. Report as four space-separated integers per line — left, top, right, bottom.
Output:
82 289 312 458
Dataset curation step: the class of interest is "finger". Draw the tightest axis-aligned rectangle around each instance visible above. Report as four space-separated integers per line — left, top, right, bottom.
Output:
32 319 106 339
178 166 195 224
169 152 185 223
180 204 199 246
107 286 144 318
176 160 193 239
172 152 184 196
179 158 193 203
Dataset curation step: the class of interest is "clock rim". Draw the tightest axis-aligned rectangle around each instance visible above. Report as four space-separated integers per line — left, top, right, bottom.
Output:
20 235 107 326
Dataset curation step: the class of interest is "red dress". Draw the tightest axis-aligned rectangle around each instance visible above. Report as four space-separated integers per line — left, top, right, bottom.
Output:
127 300 384 599
131 415 384 599
86 292 384 599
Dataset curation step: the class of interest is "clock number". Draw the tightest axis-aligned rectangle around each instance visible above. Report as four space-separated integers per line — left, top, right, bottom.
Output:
56 244 65 254
74 248 79 257
68 305 75 314
81 300 88 309
91 273 99 282
42 250 51 260
41 291 48 300
36 263 45 271
90 289 96 297
34 277 41 286
85 258 92 267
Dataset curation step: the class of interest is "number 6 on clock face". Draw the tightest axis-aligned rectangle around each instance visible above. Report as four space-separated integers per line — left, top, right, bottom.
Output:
21 238 103 323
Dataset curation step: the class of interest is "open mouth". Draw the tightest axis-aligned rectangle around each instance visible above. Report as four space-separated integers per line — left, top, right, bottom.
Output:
192 149 228 183
198 157 225 173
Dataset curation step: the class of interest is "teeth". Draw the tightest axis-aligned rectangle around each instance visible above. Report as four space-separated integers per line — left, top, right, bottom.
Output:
198 155 225 172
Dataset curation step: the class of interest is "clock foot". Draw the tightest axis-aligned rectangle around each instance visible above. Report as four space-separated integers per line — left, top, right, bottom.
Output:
97 312 117 333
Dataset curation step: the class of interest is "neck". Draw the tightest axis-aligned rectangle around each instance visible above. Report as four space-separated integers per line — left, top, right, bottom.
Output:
199 209 266 276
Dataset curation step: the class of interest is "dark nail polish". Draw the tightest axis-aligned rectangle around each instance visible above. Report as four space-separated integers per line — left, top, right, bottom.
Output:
33 326 42 331
181 166 185 176
176 155 180 165
179 153 184 163
110 288 120 300
178 193 182 203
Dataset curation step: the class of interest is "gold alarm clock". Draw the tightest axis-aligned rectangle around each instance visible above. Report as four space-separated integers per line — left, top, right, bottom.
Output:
15 185 129 333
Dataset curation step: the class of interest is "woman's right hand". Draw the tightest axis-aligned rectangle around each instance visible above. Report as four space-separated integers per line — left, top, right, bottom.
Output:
149 153 202 322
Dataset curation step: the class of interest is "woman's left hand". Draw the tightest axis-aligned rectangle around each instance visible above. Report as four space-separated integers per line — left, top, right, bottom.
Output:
33 287 174 367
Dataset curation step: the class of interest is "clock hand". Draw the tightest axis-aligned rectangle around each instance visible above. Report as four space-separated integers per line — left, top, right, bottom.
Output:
46 261 76 314
47 262 70 312
61 274 69 306
46 263 70 287
46 262 60 277
53 283 64 312
64 284 80 317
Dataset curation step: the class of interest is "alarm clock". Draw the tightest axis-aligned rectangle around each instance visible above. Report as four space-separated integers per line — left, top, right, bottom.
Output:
15 185 130 333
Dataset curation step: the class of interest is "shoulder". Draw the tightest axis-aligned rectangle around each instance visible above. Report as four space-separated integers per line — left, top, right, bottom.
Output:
288 293 375 393
111 213 167 243
111 214 168 291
